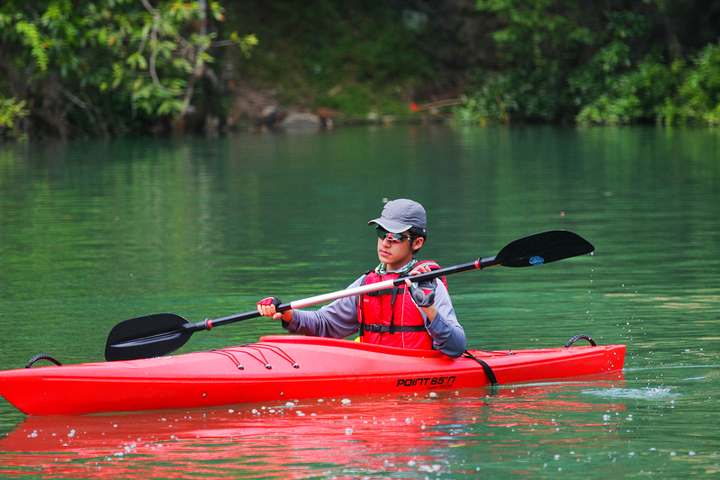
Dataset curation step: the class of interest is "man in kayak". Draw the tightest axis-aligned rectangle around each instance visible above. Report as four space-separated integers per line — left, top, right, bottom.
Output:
257 199 467 358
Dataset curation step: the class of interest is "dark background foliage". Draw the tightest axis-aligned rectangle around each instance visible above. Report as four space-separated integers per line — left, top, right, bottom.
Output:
2 0 720 140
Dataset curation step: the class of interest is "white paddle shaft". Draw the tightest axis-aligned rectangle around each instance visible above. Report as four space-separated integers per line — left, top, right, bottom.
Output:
289 278 397 309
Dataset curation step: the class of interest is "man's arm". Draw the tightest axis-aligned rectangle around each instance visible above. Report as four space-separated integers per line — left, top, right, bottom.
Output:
410 279 467 358
281 277 365 339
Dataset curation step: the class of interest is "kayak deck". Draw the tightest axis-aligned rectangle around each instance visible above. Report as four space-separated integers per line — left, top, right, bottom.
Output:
0 335 625 416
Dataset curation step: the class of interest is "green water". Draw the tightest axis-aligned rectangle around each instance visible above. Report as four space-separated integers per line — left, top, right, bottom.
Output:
0 125 719 478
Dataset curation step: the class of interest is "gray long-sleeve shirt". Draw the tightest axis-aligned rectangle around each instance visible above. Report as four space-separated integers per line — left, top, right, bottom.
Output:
283 273 467 358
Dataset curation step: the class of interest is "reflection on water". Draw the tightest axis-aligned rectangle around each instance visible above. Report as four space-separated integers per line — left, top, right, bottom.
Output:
1 382 627 479
1 125 719 478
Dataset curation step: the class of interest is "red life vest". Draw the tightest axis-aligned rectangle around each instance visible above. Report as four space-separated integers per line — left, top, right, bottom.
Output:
357 261 446 350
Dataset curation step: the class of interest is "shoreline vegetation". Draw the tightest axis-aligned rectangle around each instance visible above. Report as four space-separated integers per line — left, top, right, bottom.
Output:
2 0 720 141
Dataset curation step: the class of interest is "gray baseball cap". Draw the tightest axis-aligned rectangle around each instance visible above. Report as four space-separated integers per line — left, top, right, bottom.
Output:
367 199 427 233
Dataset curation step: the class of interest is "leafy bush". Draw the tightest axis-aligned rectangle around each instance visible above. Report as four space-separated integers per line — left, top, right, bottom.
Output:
0 96 28 139
657 42 720 125
0 0 255 138
463 1 720 126
576 56 675 125
455 0 595 123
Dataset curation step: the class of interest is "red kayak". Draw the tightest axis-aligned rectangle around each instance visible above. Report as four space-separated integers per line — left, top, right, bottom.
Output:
0 335 625 416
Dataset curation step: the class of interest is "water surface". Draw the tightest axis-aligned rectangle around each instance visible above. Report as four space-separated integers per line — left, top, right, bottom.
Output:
0 125 718 478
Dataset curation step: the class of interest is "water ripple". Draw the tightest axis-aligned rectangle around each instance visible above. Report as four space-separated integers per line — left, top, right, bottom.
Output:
582 386 679 400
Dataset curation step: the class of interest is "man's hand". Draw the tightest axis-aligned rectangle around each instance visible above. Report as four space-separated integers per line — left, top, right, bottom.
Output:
405 263 439 321
257 297 284 320
406 278 437 307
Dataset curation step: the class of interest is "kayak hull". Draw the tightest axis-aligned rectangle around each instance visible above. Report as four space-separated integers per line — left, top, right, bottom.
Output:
0 335 625 416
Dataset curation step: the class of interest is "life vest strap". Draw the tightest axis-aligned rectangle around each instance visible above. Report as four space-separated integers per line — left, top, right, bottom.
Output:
366 288 406 296
361 324 427 334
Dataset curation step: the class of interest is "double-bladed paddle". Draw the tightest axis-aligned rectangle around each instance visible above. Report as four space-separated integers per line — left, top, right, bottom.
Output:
105 229 594 361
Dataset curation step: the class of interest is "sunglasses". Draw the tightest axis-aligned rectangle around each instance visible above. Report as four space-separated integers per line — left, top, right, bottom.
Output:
376 226 413 244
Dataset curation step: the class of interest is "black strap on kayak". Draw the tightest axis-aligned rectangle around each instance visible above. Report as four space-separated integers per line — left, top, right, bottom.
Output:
463 350 500 387
25 354 63 368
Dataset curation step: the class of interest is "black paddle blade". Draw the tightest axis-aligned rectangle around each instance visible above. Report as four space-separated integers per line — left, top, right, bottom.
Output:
495 230 594 267
105 313 193 362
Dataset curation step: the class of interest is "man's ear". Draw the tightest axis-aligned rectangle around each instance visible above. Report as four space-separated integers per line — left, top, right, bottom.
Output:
412 236 424 252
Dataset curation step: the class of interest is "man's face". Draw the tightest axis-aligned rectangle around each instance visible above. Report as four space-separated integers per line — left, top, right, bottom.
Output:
376 227 420 269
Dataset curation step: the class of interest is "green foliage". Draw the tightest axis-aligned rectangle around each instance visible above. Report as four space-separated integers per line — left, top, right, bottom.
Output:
0 96 28 138
476 0 594 65
657 42 720 125
315 84 414 118
4 0 720 135
453 73 513 125
572 11 673 125
225 1 432 119
577 40 720 126
576 55 676 125
13 20 49 71
454 0 596 124
317 84 375 116
0 0 255 137
460 0 720 126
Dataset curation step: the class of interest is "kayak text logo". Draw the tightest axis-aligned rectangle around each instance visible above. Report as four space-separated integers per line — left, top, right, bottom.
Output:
396 376 456 389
